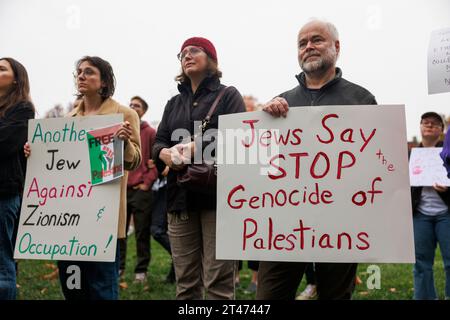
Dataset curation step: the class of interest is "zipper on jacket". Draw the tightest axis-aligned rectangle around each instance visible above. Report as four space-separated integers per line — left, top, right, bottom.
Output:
310 90 326 106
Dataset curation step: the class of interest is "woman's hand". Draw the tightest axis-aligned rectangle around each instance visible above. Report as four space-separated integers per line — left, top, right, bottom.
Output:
116 121 132 143
159 145 189 171
162 166 170 177
181 141 195 159
24 142 31 158
262 97 289 118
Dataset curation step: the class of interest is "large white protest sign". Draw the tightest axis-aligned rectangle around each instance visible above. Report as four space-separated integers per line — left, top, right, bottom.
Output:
216 105 414 263
409 147 450 186
14 115 123 262
428 27 450 94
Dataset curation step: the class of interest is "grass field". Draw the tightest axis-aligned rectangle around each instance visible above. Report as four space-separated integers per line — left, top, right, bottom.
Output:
15 236 447 300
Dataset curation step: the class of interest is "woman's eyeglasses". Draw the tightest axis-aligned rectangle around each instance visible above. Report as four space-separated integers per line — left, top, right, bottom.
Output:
73 68 97 78
177 47 204 61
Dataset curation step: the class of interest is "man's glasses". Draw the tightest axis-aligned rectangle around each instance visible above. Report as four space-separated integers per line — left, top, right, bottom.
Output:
129 103 142 109
177 47 204 61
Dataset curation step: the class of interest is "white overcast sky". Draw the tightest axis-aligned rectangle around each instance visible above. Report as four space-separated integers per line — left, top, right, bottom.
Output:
1 0 449 140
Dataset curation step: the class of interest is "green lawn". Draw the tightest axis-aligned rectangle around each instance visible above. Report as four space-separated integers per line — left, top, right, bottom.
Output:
16 237 447 300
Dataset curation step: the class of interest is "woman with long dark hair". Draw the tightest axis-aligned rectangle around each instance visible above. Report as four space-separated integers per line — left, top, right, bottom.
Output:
0 57 35 300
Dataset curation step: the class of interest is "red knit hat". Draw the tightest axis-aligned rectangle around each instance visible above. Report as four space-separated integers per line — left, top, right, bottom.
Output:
180 37 217 62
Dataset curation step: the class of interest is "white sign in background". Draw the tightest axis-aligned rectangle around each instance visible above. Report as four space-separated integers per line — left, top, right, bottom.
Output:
409 147 450 186
428 27 450 95
216 105 414 263
14 115 123 262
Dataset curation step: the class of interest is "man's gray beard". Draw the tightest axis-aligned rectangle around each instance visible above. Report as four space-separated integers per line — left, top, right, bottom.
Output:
301 59 327 74
300 48 337 76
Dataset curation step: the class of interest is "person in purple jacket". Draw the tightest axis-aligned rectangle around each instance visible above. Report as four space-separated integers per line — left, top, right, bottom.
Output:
441 129 450 179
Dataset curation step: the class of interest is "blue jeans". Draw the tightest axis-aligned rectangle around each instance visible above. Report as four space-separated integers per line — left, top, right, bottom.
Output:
413 211 450 299
0 195 20 300
57 241 120 300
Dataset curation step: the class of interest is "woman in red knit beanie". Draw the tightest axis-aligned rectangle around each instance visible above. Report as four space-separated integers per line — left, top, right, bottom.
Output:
152 37 245 300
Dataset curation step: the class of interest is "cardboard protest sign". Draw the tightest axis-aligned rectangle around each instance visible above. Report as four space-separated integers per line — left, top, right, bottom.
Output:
216 105 414 263
409 147 450 186
14 115 123 262
428 27 450 94
87 124 123 185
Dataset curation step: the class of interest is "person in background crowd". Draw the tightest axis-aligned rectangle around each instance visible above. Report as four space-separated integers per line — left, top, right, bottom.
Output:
119 96 158 284
243 95 257 112
0 57 35 300
411 111 450 300
149 162 175 283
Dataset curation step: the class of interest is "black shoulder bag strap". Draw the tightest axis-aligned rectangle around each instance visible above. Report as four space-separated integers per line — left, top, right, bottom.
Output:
199 86 228 134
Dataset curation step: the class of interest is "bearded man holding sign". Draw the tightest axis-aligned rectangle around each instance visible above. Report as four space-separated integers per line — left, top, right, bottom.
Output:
257 19 378 300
